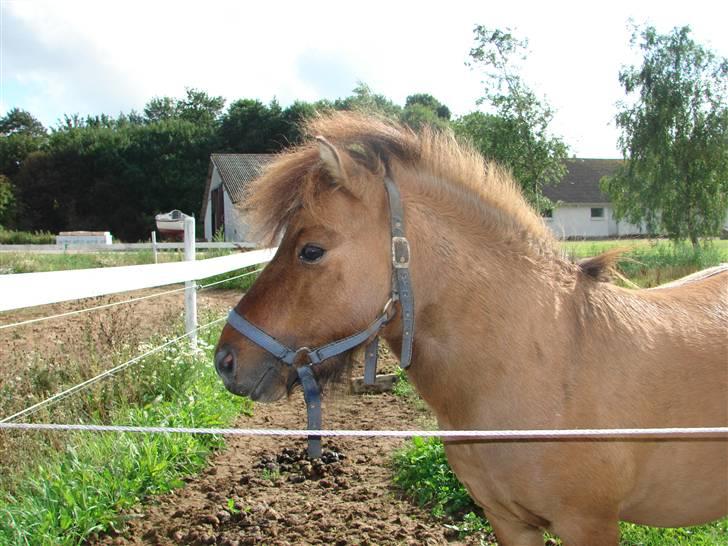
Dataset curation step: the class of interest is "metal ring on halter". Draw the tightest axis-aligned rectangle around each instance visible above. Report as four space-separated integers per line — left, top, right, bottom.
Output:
293 347 313 366
382 298 396 320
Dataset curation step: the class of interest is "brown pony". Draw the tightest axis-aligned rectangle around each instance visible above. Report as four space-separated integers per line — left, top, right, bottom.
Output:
214 112 728 545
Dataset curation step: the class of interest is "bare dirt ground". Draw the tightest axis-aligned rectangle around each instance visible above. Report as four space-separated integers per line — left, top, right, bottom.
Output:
91 387 487 546
0 287 238 367
2 288 491 544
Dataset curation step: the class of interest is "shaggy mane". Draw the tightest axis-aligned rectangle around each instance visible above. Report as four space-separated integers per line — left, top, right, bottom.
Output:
244 111 614 281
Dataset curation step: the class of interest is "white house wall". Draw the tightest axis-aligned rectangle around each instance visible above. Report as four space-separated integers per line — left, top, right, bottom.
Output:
204 169 224 241
222 189 250 242
547 205 645 239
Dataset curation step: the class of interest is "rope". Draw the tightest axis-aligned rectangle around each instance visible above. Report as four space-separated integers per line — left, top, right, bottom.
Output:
0 423 725 440
0 316 227 423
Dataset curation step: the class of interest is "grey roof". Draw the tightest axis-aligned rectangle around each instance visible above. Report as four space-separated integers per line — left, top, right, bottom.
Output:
542 158 623 204
211 153 274 204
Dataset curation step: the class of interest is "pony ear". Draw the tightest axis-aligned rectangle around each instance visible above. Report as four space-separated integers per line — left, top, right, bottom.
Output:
316 136 346 181
316 135 370 200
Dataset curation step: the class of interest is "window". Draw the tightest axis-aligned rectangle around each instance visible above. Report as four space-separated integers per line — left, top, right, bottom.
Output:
590 207 605 219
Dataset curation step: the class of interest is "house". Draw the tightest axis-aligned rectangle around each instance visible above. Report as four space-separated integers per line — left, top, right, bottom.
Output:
542 159 645 239
200 154 273 241
201 154 644 241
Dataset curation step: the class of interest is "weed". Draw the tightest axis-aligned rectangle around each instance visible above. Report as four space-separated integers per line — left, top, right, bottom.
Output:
260 468 281 482
226 498 240 514
0 229 54 244
393 436 479 520
562 239 727 287
392 367 415 399
393 432 728 543
0 320 254 545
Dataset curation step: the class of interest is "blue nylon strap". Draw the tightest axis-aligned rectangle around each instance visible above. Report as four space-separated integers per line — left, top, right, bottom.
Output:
305 312 390 364
226 310 298 365
296 365 322 458
384 176 415 368
226 309 390 367
363 337 379 385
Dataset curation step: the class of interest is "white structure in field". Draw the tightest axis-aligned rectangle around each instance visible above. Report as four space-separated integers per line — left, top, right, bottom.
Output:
542 159 646 239
56 231 113 247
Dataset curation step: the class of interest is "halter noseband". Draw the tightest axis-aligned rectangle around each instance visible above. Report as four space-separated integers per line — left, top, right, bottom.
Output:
225 176 415 457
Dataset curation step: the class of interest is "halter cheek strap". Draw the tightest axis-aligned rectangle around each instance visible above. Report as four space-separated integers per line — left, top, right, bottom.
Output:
225 175 414 458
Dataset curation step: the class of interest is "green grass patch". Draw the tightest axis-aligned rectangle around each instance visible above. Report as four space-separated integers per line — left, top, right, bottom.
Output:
562 239 727 287
393 436 728 544
0 229 55 244
0 250 252 291
393 436 481 519
0 322 253 545
198 264 262 292
0 250 186 273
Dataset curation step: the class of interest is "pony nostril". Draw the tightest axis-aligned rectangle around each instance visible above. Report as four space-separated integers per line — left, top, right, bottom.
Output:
215 348 236 377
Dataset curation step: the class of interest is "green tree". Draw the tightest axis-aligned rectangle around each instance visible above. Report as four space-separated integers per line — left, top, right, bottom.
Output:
405 93 451 120
177 88 226 126
282 100 330 145
144 96 178 122
334 82 403 119
602 25 728 246
0 174 15 226
220 98 287 152
0 108 46 137
458 26 568 209
402 93 452 131
0 108 47 178
144 88 225 127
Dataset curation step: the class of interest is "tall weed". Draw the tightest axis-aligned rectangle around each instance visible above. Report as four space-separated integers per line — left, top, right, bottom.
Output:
0 322 253 545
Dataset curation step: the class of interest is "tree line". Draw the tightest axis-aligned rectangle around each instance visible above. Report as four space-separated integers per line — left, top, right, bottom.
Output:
0 86 459 241
1 24 725 244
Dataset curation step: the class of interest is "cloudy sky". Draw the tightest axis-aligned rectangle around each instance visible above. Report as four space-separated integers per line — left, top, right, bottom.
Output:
2 0 726 158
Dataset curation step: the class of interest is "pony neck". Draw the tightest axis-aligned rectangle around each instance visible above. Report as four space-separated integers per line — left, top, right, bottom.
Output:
384 169 577 427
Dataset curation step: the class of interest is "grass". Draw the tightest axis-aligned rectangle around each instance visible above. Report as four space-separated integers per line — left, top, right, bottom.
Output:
0 320 253 545
0 250 218 274
0 250 261 293
198 264 262 292
393 437 728 545
561 239 727 288
0 229 55 245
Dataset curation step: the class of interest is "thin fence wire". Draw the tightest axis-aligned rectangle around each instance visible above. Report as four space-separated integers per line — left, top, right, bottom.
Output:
2 262 725 444
0 285 189 331
0 423 726 441
0 316 227 424
197 268 263 291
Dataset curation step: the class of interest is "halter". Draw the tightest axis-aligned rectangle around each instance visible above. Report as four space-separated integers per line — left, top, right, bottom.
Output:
225 176 415 458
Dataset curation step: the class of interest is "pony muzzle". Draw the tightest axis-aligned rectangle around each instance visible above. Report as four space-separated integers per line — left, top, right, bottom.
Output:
214 345 237 382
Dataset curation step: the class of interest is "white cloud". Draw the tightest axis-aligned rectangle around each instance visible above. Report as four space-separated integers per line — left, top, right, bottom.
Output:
2 0 726 157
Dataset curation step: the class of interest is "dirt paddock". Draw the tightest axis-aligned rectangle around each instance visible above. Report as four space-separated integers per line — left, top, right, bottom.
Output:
2 288 488 544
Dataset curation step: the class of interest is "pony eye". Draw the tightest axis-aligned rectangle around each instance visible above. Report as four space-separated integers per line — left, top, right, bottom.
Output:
299 244 325 263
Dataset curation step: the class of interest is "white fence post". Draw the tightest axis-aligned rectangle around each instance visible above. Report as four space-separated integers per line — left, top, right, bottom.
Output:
184 216 197 348
151 231 158 264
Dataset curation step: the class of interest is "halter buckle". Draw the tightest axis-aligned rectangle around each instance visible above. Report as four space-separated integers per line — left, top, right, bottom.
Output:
392 237 410 268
